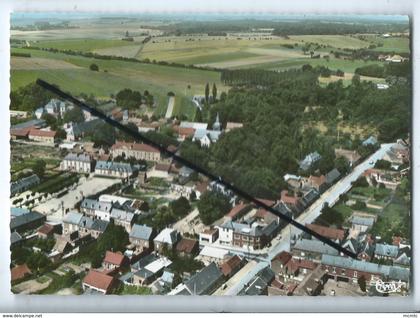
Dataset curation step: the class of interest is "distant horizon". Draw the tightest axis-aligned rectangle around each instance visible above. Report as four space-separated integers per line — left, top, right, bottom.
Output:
11 12 409 26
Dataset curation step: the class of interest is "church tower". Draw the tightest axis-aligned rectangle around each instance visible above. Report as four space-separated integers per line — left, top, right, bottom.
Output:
212 112 221 131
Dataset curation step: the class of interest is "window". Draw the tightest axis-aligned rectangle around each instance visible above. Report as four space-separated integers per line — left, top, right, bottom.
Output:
354 271 358 278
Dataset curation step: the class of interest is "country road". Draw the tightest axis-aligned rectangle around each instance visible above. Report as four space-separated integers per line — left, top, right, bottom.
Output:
165 96 175 119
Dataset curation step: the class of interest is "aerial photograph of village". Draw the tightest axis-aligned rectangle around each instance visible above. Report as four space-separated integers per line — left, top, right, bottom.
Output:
9 13 411 296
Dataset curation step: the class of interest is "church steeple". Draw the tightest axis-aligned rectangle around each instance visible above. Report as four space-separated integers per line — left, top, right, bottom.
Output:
212 112 221 131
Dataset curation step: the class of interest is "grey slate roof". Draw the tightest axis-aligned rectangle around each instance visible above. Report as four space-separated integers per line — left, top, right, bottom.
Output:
80 199 112 213
10 207 30 218
299 152 321 170
63 153 91 162
95 161 134 174
375 243 399 258
154 228 178 245
130 224 153 241
321 255 410 282
10 211 45 231
78 216 94 229
11 174 40 195
219 221 263 237
351 216 375 227
362 136 378 146
185 262 223 295
132 254 159 271
111 208 135 223
63 211 83 225
302 189 319 206
11 119 46 130
326 168 341 184
11 231 23 245
292 238 339 256
91 219 109 232
70 119 102 137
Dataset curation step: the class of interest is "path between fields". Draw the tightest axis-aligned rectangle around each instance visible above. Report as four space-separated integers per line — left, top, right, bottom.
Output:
165 96 175 119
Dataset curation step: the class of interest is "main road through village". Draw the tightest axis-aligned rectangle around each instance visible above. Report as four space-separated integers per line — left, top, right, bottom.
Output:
219 142 395 296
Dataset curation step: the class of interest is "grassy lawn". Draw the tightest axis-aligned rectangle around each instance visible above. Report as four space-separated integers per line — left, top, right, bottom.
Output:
31 173 79 194
36 275 50 284
333 204 354 224
350 186 391 199
116 284 152 295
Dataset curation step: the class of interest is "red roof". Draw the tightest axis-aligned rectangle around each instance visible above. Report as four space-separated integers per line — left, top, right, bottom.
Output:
38 223 54 236
29 129 57 138
393 236 402 247
294 259 317 271
111 141 160 153
11 264 32 281
195 181 209 194
273 251 292 266
271 279 284 289
83 270 115 292
280 190 300 205
103 251 126 266
154 163 171 172
220 255 242 276
174 126 195 137
309 175 326 186
226 203 250 219
176 238 198 254
10 128 31 137
255 198 276 207
306 223 345 241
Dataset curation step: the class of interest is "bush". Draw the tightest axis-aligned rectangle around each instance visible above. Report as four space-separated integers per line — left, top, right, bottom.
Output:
89 63 99 71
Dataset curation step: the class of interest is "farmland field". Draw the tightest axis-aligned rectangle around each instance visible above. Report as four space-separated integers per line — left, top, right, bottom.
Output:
34 38 140 52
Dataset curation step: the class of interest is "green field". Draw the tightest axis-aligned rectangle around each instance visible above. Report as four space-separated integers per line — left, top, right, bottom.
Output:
34 38 139 52
11 48 227 119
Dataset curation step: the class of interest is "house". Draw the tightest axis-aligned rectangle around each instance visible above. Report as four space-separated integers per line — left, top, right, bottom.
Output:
11 264 32 282
62 211 83 235
10 211 46 233
102 251 129 271
384 142 409 166
198 246 229 265
220 255 245 278
35 107 45 119
179 121 208 130
79 199 113 221
95 161 136 179
238 267 275 296
37 223 55 239
374 243 399 260
52 237 73 255
28 129 57 144
301 189 319 207
10 127 31 140
291 238 339 261
64 119 102 141
283 174 303 190
325 168 341 185
44 98 71 116
110 208 135 233
11 119 46 131
271 251 293 278
173 126 195 141
307 175 328 193
131 254 172 286
364 169 401 189
182 262 224 295
305 223 346 243
60 153 93 174
225 203 252 221
11 231 23 247
199 228 219 245
129 224 154 253
280 190 304 214
294 265 328 296
216 220 278 250
148 163 171 179
175 238 199 257
153 228 178 252
299 152 321 171
10 174 40 196
110 141 161 162
89 219 109 239
334 148 361 166
362 136 378 146
82 270 118 294
225 122 243 132
321 254 410 286
350 215 376 233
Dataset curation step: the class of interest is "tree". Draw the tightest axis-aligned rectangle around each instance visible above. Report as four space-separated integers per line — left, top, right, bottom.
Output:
374 159 392 170
358 275 367 292
92 123 116 147
317 204 344 227
204 83 210 103
197 191 231 225
41 113 58 130
32 160 46 178
169 196 191 218
89 63 99 71
212 83 217 102
63 107 85 123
